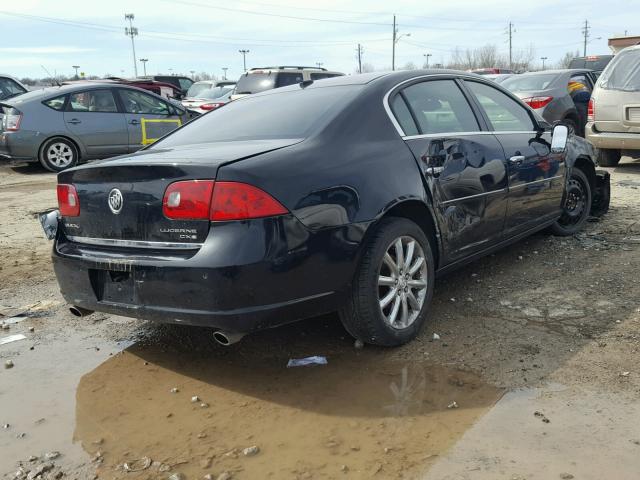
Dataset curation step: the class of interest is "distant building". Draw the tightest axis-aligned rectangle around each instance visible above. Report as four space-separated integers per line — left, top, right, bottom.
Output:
608 35 640 54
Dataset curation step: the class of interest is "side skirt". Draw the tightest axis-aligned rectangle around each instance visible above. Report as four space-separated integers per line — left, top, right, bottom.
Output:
435 218 557 277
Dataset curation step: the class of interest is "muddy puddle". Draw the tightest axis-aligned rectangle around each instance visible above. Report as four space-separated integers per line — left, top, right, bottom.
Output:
74 343 502 479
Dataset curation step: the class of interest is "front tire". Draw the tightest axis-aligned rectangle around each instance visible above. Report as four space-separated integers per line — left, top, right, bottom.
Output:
339 217 435 347
596 148 621 167
549 169 592 236
39 137 78 172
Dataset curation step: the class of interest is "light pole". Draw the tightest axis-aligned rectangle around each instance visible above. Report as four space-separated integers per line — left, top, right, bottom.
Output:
423 53 432 69
72 65 80 79
540 56 548 70
190 70 195 79
124 13 138 77
239 49 250 71
316 62 323 68
222 67 228 80
139 58 148 76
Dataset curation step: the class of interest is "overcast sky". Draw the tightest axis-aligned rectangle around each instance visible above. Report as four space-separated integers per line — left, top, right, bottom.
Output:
0 0 633 80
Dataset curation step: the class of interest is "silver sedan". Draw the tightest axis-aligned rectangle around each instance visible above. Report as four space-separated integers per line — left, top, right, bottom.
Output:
0 83 188 171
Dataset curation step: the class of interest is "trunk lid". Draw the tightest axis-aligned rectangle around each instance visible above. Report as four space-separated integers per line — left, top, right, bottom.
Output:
58 139 299 246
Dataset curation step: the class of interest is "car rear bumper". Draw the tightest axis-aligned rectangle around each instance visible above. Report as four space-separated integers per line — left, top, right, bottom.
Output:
585 122 640 150
52 215 365 333
0 131 39 162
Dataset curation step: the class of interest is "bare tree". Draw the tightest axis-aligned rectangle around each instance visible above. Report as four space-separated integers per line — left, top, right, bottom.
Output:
511 44 536 72
402 61 417 70
558 50 580 69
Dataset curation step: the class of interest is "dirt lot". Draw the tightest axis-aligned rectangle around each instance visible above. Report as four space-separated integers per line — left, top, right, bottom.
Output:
1 160 639 480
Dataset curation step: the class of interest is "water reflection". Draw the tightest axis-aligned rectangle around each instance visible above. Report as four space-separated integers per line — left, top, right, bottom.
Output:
74 334 502 479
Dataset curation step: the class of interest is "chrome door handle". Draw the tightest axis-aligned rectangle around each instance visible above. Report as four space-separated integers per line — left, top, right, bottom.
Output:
67 119 81 125
129 119 140 125
509 155 525 165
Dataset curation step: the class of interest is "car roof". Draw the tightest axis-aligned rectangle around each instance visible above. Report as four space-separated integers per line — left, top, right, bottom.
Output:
515 69 592 76
3 82 160 105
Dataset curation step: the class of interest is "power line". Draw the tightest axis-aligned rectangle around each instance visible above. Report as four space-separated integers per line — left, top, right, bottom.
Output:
0 10 388 47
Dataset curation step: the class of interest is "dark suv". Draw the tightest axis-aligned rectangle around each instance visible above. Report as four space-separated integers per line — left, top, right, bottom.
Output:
144 75 194 97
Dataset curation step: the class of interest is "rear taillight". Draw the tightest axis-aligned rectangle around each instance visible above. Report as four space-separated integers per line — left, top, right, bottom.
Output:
588 98 595 122
2 110 22 131
57 184 80 217
163 180 215 220
522 96 553 110
210 182 288 221
162 180 288 221
200 102 225 111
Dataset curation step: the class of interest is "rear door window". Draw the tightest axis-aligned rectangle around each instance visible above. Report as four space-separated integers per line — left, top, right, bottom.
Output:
118 89 170 115
275 72 304 88
465 81 535 132
401 80 480 134
68 90 118 113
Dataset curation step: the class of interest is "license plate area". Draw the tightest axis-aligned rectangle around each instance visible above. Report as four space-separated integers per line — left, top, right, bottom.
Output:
90 269 136 304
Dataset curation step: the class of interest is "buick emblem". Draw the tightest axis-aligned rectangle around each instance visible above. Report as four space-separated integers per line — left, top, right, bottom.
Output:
108 188 123 214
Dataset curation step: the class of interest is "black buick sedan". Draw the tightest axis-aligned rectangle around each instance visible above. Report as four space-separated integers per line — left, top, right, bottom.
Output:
49 71 609 346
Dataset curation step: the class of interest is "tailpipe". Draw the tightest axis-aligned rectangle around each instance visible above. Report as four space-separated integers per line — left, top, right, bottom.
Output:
213 330 244 346
69 306 94 318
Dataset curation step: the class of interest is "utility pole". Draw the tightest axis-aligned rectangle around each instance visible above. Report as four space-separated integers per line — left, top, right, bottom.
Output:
356 44 363 73
582 19 590 57
507 21 514 70
540 56 547 70
124 14 138 77
423 53 432 69
392 15 397 71
72 65 80 79
316 62 323 68
222 67 228 80
139 58 148 76
239 49 250 71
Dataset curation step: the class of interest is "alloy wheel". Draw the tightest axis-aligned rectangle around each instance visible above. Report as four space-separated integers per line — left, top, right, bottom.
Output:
46 142 74 168
378 235 428 329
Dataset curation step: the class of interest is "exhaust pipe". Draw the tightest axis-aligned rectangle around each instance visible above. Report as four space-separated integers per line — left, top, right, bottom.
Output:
69 306 94 318
213 330 244 346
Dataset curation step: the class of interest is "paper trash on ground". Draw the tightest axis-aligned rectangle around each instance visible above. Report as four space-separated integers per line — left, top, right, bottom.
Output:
0 334 27 346
287 356 328 367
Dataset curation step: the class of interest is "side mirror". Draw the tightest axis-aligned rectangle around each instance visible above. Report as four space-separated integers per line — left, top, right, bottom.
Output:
551 124 569 154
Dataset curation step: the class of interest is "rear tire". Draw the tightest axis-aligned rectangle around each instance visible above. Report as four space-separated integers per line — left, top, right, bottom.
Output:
39 137 78 172
596 148 621 167
549 169 591 236
339 217 435 347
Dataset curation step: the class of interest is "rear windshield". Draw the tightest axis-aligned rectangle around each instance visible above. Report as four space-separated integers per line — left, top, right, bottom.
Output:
186 83 213 98
151 85 359 146
199 86 234 100
235 72 304 94
599 49 640 92
0 78 27 100
568 56 613 71
502 74 558 91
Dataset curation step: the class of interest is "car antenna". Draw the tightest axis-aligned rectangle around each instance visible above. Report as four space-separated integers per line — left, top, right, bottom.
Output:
41 65 61 87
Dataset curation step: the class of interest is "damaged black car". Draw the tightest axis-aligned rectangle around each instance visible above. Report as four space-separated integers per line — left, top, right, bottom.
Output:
43 70 610 347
